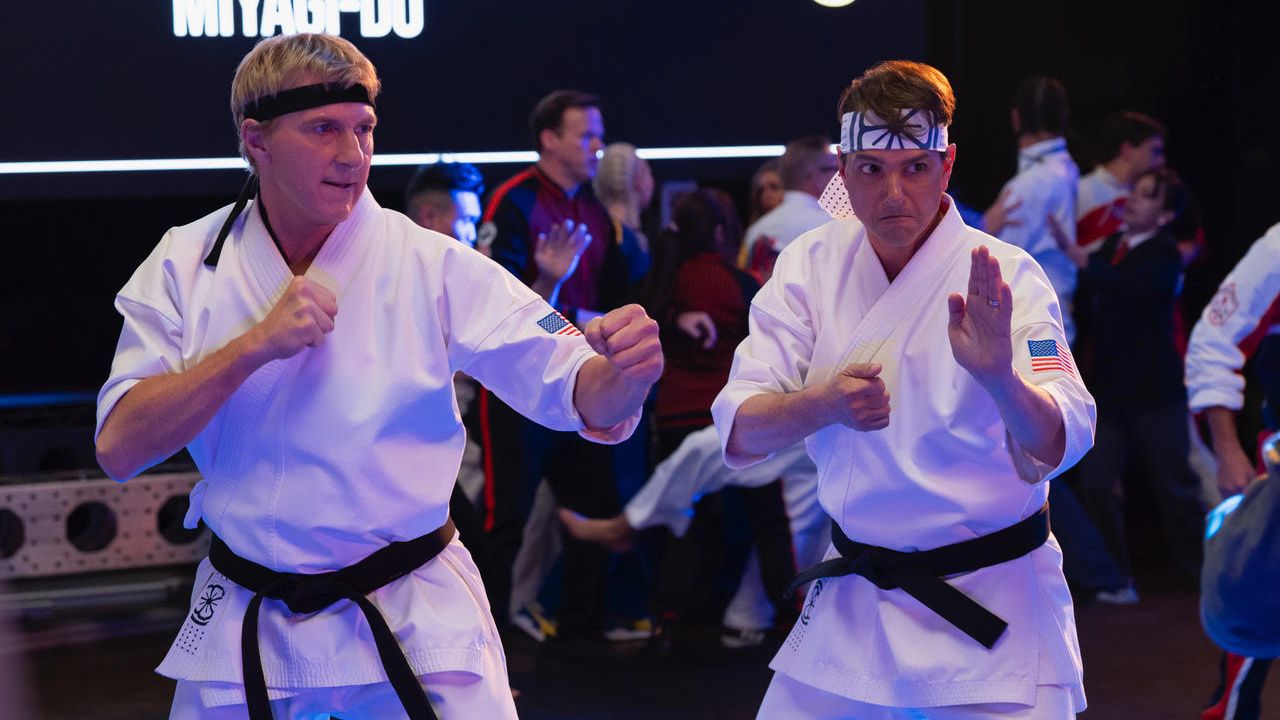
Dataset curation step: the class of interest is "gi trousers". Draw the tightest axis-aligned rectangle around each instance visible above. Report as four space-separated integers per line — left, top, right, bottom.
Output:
757 671 1077 719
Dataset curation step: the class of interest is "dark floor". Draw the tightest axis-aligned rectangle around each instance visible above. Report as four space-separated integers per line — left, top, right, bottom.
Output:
13 583 1278 720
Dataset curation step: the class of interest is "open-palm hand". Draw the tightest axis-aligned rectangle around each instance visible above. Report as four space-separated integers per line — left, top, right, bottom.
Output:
947 245 1013 383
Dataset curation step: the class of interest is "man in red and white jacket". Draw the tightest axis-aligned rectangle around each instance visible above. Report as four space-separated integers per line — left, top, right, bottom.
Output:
1186 222 1280 720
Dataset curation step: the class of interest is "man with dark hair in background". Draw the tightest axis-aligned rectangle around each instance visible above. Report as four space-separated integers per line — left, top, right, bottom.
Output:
1062 168 1205 606
741 136 839 282
1076 111 1166 248
476 90 636 653
982 76 1133 606
981 76 1080 342
405 161 486 251
1186 222 1280 720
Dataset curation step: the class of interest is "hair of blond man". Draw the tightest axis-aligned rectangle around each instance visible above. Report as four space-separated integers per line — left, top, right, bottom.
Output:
230 33 381 167
837 60 955 139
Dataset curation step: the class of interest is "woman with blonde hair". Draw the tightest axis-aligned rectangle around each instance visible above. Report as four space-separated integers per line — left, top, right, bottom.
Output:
594 142 655 282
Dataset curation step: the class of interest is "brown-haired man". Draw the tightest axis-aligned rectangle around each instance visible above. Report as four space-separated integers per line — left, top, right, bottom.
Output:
475 90 640 651
714 60 1096 718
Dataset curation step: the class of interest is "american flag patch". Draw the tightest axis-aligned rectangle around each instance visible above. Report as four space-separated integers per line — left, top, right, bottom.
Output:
537 310 582 337
1028 339 1074 376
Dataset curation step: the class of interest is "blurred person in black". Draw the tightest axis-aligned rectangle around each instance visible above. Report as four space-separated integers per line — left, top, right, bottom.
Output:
1061 168 1205 603
476 90 635 654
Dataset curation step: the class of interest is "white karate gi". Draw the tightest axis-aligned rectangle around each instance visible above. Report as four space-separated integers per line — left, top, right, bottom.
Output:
96 190 637 716
743 190 833 259
713 198 1096 714
990 138 1080 343
1185 222 1280 415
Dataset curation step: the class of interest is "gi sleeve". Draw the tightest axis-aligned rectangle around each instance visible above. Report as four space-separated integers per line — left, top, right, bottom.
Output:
95 233 187 442
1005 256 1097 483
444 247 638 444
1185 224 1280 413
711 241 818 469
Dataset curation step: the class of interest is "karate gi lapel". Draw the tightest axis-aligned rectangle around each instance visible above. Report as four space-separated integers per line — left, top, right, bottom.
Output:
828 198 967 376
240 189 378 305
198 190 380 499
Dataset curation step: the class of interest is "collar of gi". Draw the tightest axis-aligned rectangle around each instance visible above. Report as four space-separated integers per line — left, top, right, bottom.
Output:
243 82 374 122
204 174 259 267
205 84 374 267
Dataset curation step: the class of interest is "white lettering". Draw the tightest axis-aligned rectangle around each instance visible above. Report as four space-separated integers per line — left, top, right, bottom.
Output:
260 0 297 36
392 0 424 38
323 0 341 34
238 0 261 36
360 0 392 38
295 0 326 33
173 0 220 37
174 0 425 38
219 0 235 36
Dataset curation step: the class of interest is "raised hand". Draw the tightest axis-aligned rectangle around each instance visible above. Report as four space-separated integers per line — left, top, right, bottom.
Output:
248 276 338 361
819 362 891 431
947 246 1013 384
534 219 592 284
676 311 717 349
584 303 663 387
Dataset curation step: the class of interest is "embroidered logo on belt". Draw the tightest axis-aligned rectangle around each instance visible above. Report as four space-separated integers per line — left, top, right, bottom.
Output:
191 584 225 626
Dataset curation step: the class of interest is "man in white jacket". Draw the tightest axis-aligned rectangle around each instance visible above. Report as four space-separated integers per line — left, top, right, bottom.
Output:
714 60 1097 718
94 33 662 720
1185 223 1280 720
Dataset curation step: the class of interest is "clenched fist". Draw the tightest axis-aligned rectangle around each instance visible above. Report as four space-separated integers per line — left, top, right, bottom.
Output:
819 362 891 431
584 304 663 387
248 276 338 361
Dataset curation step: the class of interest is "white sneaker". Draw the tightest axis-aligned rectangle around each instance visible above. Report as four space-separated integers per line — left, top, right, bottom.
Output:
1095 583 1140 605
720 627 768 649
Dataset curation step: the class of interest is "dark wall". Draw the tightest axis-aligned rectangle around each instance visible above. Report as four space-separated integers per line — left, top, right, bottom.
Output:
2 0 925 199
7 1 1272 399
0 0 926 394
930 0 1278 303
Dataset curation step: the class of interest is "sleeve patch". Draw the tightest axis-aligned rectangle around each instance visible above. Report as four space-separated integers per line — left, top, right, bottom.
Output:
1207 282 1238 326
1028 338 1075 376
537 310 582 337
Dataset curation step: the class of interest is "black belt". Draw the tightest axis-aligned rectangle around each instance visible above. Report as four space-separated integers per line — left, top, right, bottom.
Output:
208 519 456 720
785 504 1049 649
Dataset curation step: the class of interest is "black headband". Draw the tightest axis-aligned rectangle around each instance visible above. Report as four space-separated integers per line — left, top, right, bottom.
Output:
243 82 374 121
